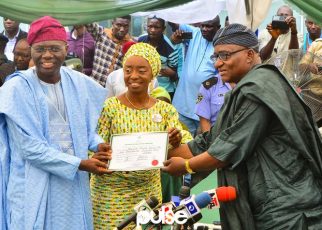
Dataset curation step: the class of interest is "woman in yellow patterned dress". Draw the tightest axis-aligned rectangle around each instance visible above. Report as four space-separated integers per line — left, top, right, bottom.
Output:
91 43 192 229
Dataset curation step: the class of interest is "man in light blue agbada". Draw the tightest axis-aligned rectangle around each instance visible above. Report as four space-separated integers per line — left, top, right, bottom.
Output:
0 16 111 230
171 17 221 136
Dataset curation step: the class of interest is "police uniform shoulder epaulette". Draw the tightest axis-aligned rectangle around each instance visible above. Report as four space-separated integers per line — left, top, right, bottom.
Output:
202 77 218 90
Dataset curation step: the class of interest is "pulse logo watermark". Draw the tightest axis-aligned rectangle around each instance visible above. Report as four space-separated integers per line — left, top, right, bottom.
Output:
136 205 188 226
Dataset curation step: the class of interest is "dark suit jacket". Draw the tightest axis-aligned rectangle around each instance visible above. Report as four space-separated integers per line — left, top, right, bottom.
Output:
16 30 28 43
1 29 28 48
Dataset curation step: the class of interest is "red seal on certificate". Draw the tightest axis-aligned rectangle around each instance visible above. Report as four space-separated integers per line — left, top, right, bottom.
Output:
151 160 159 166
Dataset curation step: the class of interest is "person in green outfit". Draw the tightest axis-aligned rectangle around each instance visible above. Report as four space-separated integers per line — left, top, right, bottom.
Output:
162 23 322 230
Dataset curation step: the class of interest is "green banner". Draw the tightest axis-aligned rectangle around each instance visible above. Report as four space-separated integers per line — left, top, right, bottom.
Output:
286 0 322 25
0 1 320 26
0 0 192 25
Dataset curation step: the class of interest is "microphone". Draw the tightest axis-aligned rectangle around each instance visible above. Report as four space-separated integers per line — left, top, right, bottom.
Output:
116 196 159 230
179 185 191 200
175 186 237 215
216 186 236 201
148 191 210 227
172 192 211 229
184 212 203 228
147 187 237 228
173 186 237 228
172 185 191 206
156 185 190 222
174 192 212 216
206 186 237 208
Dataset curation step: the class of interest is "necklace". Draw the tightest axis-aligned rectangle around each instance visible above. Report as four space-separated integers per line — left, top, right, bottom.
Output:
125 93 150 110
197 42 210 71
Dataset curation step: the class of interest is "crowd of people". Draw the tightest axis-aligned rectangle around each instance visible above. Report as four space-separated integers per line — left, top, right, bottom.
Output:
0 3 321 230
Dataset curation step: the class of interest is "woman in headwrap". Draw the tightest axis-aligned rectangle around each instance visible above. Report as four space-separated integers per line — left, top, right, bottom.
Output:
91 43 192 229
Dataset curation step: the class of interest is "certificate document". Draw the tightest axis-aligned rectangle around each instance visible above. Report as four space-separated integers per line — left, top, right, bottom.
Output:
109 132 169 171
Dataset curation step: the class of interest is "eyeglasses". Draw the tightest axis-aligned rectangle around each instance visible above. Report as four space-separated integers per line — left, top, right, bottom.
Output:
210 48 248 63
31 46 66 54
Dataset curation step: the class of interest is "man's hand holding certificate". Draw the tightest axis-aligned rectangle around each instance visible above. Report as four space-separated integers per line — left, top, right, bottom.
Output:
108 132 169 171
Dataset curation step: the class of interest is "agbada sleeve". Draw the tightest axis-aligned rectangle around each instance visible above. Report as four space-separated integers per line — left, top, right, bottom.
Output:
1 77 82 181
207 96 273 168
83 76 107 152
7 119 81 180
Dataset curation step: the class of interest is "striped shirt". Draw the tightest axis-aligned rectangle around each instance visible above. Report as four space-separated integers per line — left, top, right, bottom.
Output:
86 23 132 87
